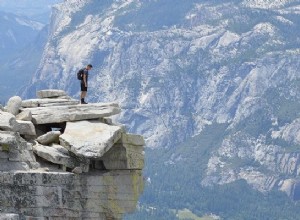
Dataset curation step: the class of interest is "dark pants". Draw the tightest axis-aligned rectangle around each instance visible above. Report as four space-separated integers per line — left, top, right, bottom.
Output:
81 82 87 91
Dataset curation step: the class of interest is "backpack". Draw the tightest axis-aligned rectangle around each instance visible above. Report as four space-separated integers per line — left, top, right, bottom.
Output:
77 68 84 80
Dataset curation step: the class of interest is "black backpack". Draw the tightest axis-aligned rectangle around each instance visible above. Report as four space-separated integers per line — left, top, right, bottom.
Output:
77 68 84 80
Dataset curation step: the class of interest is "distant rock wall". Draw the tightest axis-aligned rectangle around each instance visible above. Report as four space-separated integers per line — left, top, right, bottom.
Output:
0 90 144 219
202 131 300 199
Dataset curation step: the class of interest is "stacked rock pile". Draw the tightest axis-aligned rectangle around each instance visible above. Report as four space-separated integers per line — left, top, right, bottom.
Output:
0 90 145 219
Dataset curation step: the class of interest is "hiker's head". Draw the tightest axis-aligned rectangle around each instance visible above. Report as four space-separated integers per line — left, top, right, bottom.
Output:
87 64 93 70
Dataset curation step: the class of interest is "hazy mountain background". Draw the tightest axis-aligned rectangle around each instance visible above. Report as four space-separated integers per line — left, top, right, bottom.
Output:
0 0 62 103
0 0 61 23
3 0 300 219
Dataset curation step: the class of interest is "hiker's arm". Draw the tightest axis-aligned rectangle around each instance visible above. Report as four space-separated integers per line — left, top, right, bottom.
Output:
83 74 87 87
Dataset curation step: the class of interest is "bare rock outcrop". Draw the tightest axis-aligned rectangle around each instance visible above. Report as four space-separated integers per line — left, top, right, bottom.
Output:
24 102 121 124
60 120 123 158
6 96 22 115
0 111 17 131
36 89 67 98
0 90 145 219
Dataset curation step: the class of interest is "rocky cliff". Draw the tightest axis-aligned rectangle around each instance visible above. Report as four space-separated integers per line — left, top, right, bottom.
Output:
21 0 300 200
0 89 144 219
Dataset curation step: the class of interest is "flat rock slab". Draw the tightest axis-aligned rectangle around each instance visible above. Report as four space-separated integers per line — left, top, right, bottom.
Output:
33 143 77 168
25 103 121 124
37 90 67 98
60 120 122 158
22 98 79 108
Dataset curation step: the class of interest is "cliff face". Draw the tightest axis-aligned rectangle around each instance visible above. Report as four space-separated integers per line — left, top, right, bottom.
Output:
21 0 300 199
0 171 143 219
0 90 144 219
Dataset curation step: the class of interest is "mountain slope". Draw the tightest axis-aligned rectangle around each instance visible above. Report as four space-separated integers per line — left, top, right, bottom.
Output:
0 11 43 60
0 11 48 103
0 26 49 104
22 0 300 215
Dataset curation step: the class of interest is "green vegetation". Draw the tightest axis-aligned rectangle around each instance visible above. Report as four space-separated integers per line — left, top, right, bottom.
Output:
125 123 300 220
176 209 216 220
1 144 10 152
265 86 300 125
233 108 272 138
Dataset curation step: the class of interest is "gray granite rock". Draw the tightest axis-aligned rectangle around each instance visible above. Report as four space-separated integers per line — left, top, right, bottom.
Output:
26 102 121 124
279 179 295 197
0 111 17 131
0 113 35 135
0 104 4 111
0 131 36 167
117 133 145 146
22 98 79 108
6 96 22 115
57 95 73 99
72 166 83 174
16 110 32 121
33 143 77 168
0 160 30 171
0 213 19 220
8 146 36 163
99 117 113 125
0 170 143 219
101 143 144 170
101 133 145 170
14 120 36 136
0 89 145 219
36 89 67 98
36 131 61 145
60 120 122 158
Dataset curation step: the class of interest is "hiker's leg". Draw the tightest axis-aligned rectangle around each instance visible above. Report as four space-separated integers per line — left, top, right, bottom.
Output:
82 91 87 98
80 82 87 100
80 91 87 104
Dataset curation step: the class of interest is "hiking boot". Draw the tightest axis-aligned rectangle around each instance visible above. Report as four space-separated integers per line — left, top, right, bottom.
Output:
81 101 88 104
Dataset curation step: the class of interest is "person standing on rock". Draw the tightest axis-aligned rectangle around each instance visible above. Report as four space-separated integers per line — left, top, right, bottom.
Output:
79 64 93 104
